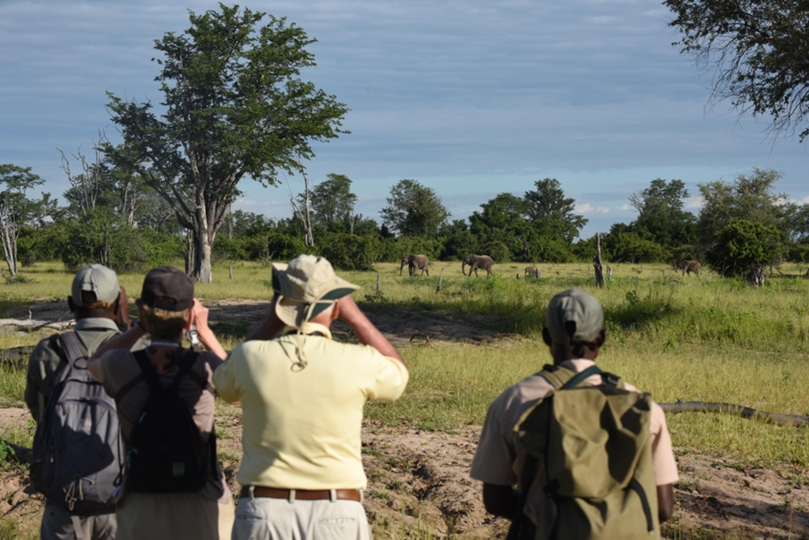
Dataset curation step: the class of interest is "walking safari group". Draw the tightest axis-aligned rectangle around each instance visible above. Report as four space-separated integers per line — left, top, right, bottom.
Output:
26 255 678 540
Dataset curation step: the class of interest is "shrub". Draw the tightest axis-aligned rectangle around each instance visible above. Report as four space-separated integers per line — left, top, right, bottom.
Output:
608 232 669 263
529 238 575 263
58 214 151 272
318 234 377 271
483 240 511 263
706 219 782 278
376 237 443 263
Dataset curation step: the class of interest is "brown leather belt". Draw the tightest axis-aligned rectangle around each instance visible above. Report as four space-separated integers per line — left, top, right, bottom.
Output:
240 486 362 502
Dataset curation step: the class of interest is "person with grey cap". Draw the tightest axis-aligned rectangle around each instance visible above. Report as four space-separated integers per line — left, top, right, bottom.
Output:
25 264 131 540
469 288 677 539
213 254 409 540
85 266 234 540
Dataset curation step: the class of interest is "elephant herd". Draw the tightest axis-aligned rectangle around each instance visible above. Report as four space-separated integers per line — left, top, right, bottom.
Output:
399 253 496 277
398 256 704 279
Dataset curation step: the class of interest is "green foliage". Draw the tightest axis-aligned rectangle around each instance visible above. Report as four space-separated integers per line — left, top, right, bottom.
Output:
786 242 809 263
318 233 377 271
212 235 249 263
665 0 809 141
379 180 450 238
4 275 36 285
706 219 783 277
697 169 789 246
524 178 587 244
483 240 511 263
57 212 151 272
105 4 348 280
528 237 574 263
629 178 696 248
608 232 669 263
377 237 443 263
308 173 358 228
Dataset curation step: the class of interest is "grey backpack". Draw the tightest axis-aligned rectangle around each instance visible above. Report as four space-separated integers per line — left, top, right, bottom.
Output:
30 332 125 513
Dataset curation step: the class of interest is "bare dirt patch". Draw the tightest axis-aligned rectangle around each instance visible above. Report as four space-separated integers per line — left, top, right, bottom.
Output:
1 406 807 539
2 300 808 538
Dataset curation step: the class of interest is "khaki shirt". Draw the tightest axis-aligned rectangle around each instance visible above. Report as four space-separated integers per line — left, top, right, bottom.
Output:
214 322 409 490
25 317 121 422
470 359 679 526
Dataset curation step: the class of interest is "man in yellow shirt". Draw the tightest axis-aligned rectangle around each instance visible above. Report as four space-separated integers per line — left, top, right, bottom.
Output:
214 255 408 540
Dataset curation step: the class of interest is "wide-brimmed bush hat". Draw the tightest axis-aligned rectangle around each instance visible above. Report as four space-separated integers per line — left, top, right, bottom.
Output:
272 255 358 328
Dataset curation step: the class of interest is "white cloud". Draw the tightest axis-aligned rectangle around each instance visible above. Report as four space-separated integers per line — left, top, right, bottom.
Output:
686 196 704 209
617 203 631 211
576 203 594 213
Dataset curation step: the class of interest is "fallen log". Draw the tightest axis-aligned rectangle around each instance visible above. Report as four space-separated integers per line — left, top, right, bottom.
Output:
0 439 33 465
659 400 809 427
0 319 74 332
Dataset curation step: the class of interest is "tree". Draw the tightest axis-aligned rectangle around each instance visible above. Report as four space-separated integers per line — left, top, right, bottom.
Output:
105 4 348 281
705 218 782 277
629 178 696 248
469 193 532 260
0 165 56 275
308 173 357 229
697 168 788 246
665 0 809 141
379 179 450 237
523 178 587 244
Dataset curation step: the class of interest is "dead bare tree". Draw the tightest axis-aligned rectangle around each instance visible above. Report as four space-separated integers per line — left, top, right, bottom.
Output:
289 170 314 248
58 143 104 217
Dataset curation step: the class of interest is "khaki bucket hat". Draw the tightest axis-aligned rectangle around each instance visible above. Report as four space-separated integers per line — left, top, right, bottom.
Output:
272 255 359 328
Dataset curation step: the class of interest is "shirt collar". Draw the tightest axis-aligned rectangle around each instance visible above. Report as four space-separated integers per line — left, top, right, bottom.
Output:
558 358 596 372
74 317 121 332
281 322 333 340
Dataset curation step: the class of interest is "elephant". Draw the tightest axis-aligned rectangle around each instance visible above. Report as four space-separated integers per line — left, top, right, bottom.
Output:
676 260 701 277
400 254 430 276
462 254 494 277
525 266 537 276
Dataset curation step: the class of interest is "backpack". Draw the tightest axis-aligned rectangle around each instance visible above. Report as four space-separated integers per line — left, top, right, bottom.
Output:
30 332 125 513
125 349 216 493
508 364 660 540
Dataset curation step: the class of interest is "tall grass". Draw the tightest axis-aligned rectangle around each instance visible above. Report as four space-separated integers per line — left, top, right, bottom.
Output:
3 260 809 467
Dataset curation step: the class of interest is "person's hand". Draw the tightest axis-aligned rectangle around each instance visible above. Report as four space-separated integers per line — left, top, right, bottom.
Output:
115 286 132 331
191 298 210 330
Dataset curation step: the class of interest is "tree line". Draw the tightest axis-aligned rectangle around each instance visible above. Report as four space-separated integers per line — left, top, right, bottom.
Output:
1 157 807 280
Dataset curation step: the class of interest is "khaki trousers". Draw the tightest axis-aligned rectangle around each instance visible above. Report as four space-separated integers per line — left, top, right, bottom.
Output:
233 495 372 540
116 491 235 540
40 501 117 540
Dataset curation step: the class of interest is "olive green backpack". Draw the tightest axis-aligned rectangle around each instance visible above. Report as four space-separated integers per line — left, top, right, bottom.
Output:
508 364 660 540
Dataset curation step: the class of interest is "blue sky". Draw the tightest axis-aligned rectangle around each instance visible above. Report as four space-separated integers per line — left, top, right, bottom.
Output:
1 0 807 238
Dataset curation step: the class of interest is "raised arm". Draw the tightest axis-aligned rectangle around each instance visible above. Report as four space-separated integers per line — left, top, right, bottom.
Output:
336 295 402 363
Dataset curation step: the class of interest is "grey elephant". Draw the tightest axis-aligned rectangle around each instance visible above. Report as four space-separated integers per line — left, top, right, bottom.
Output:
400 254 430 276
462 254 494 277
676 260 701 276
525 266 537 276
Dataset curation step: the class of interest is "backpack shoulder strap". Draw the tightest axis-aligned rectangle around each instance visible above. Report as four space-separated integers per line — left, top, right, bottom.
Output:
538 364 603 390
133 350 165 397
175 350 216 395
55 332 89 367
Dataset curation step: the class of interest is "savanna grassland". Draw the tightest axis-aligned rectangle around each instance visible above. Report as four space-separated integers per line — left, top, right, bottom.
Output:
0 260 808 539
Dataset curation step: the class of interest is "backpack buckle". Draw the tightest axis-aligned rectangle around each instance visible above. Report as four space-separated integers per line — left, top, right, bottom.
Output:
601 372 620 387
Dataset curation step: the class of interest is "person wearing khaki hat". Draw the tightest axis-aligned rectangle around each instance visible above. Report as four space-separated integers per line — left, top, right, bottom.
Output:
214 255 409 540
86 266 234 540
470 288 677 539
25 264 130 540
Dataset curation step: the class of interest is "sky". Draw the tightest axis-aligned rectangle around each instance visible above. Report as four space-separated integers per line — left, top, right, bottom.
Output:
1 0 807 238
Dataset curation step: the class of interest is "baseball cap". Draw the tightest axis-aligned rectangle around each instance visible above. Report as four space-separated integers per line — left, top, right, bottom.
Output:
140 266 194 312
272 255 358 328
71 264 120 308
544 288 604 346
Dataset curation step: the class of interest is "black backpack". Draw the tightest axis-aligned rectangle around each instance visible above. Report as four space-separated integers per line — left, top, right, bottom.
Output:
30 332 125 513
125 349 217 493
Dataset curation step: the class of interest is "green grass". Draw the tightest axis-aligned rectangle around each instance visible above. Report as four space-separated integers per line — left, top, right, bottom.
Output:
3 260 809 469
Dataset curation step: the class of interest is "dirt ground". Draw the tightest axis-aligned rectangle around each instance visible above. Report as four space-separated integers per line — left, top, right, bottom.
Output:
2 300 808 538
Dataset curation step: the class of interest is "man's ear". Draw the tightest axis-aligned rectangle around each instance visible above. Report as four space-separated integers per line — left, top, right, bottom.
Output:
330 302 340 322
67 296 77 313
542 327 552 347
593 329 607 348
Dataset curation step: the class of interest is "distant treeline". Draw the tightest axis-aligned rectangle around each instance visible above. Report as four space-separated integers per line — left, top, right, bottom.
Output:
2 164 808 276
